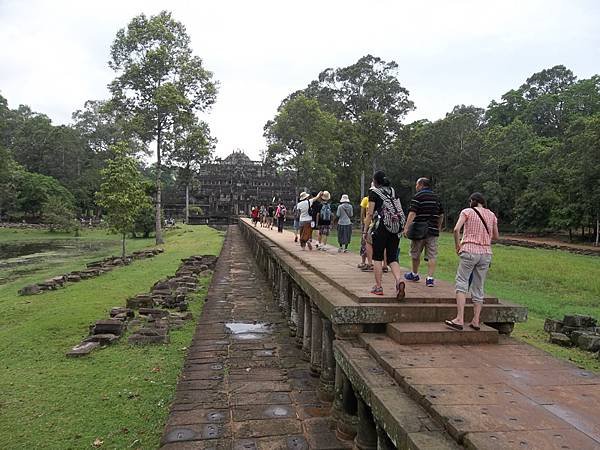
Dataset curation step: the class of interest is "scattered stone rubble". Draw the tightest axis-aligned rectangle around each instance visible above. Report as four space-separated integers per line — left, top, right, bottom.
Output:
497 238 600 256
545 314 600 358
66 255 217 357
18 248 163 295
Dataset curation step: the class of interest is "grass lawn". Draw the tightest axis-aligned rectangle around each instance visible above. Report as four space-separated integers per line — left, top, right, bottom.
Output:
0 225 224 449
328 229 600 371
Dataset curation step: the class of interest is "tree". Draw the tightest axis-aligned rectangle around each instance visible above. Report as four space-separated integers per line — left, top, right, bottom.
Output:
108 10 217 244
170 118 214 223
96 143 151 257
41 195 77 233
310 55 415 196
264 95 339 194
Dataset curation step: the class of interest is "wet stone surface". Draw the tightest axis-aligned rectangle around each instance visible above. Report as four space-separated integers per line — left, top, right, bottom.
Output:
161 226 349 449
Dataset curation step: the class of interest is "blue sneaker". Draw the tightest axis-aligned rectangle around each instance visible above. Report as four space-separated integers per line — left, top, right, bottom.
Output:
426 277 434 287
404 272 420 282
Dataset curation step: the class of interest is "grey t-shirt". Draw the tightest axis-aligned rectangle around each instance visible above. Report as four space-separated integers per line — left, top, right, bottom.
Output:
336 203 353 226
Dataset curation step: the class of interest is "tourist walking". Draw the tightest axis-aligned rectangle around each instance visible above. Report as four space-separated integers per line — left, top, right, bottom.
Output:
292 198 300 243
336 194 353 252
297 191 324 250
445 192 499 331
358 194 374 270
259 205 267 227
363 171 406 299
403 178 444 287
251 206 260 227
310 193 322 248
317 191 333 251
275 201 286 233
267 204 275 229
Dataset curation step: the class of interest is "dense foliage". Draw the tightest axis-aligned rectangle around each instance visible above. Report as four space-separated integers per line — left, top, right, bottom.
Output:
265 60 600 239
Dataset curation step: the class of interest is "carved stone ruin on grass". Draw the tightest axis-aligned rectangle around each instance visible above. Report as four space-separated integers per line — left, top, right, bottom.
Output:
66 255 217 357
19 248 164 295
545 314 600 359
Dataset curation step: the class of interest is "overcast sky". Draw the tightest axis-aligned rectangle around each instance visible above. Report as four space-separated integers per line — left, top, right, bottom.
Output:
1 0 599 160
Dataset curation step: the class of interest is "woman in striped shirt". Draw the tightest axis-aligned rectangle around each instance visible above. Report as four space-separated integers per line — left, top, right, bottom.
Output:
445 192 499 331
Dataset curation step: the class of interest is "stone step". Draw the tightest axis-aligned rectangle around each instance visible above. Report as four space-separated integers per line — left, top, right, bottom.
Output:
356 294 499 304
333 340 461 450
387 322 499 345
359 301 527 326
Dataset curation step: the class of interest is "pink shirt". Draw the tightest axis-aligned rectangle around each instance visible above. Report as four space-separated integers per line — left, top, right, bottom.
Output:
459 207 497 254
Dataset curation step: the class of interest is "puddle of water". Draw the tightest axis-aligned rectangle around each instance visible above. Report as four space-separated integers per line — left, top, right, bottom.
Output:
225 322 272 340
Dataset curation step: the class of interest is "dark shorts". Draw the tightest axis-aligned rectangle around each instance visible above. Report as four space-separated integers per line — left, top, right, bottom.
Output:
371 228 400 264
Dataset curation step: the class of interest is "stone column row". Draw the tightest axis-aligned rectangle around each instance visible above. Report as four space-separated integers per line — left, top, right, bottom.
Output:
261 259 391 447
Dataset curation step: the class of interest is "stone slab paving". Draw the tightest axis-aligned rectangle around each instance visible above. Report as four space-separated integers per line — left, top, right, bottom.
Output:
161 226 349 450
241 219 495 304
361 334 600 449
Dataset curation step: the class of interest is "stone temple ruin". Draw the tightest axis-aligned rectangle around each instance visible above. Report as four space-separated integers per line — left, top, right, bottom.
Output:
67 254 218 357
163 150 297 222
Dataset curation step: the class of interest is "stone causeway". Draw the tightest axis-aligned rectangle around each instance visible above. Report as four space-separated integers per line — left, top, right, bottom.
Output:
162 221 600 449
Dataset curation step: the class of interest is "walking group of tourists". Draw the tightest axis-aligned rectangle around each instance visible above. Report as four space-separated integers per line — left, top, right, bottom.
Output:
251 201 287 232
251 168 499 332
292 191 355 253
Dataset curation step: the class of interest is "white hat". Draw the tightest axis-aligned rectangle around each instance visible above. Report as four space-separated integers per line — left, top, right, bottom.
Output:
299 192 310 201
340 194 350 203
322 191 331 201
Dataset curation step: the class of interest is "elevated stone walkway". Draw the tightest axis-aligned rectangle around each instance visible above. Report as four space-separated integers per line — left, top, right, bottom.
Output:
163 221 600 449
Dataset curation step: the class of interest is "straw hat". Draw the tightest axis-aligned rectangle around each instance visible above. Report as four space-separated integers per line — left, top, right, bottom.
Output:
322 191 331 201
340 194 350 203
299 192 310 201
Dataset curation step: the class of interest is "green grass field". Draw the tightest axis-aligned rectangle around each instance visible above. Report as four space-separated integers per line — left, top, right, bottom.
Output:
328 229 600 371
0 225 223 449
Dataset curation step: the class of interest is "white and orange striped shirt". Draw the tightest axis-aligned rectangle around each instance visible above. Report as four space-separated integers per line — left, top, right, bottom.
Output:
459 207 497 254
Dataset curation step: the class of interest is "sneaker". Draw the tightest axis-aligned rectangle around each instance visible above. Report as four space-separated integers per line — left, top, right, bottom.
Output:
294 236 298 243
343 249 349 253
404 272 420 282
370 286 384 296
338 248 343 253
426 277 434 287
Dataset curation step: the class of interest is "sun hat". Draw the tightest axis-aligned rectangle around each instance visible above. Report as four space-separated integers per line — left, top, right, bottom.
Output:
322 191 331 201
340 194 350 203
299 192 310 201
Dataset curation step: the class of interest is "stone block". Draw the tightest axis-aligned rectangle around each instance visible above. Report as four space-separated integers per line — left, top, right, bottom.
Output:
93 319 125 336
563 314 597 329
549 332 572 347
109 307 134 318
543 318 563 333
66 341 99 357
577 333 600 352
139 307 169 318
126 294 154 309
66 274 81 282
569 329 587 344
83 333 119 345
18 284 41 295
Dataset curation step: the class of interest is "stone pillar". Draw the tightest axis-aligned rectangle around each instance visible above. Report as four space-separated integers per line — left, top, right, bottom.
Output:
318 316 335 402
302 298 311 361
332 363 344 420
354 397 377 450
279 271 288 312
376 425 394 450
289 285 297 336
310 301 322 376
294 289 304 345
336 371 358 441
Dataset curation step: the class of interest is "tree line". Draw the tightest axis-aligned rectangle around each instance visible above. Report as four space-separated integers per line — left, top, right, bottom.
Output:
0 11 217 249
264 57 600 242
